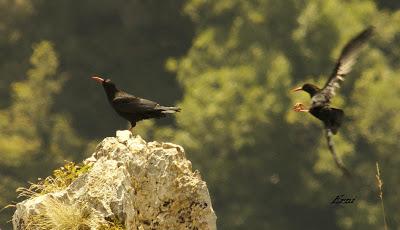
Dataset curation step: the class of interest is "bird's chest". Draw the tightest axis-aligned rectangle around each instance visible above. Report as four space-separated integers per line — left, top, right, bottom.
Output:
112 105 136 120
309 106 330 122
115 109 135 116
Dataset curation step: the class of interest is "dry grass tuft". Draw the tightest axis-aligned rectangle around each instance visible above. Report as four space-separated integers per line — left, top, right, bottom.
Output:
375 162 388 230
23 197 124 230
25 197 104 230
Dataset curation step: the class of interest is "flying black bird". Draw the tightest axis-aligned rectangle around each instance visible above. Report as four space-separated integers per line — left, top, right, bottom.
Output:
92 76 181 130
291 26 374 177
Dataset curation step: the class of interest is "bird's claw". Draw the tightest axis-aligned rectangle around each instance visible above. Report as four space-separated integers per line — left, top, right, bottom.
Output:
293 103 307 112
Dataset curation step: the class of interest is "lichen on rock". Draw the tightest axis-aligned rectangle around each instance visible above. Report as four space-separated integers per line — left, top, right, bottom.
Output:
13 130 217 230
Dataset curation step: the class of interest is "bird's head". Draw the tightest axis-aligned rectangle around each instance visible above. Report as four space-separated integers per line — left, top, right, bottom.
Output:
291 83 320 97
91 76 116 89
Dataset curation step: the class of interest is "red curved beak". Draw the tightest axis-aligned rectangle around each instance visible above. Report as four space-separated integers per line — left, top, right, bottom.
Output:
291 86 303 92
91 76 104 84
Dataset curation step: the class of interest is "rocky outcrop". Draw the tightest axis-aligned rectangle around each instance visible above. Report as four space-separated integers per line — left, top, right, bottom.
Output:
13 130 217 230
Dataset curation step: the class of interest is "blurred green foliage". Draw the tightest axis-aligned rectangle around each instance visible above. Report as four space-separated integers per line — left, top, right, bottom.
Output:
1 0 400 229
0 40 86 226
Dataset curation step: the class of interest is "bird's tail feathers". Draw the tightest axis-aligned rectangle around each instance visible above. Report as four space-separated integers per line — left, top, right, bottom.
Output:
327 108 344 134
159 106 181 114
325 128 352 179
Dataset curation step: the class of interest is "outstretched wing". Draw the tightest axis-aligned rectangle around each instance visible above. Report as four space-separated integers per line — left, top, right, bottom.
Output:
312 26 374 107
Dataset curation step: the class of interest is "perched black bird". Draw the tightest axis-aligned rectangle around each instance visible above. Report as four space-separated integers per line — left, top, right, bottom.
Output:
92 76 181 130
291 26 374 177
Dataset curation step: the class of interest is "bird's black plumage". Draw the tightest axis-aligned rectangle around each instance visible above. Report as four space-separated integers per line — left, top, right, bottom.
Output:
292 26 374 133
92 76 181 129
292 26 374 178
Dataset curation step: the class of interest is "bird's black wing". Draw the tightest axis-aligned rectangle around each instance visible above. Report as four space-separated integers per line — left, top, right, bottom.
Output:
312 26 374 107
112 95 159 113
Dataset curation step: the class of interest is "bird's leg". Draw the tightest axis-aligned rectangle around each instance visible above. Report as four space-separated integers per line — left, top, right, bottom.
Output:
293 102 309 112
129 122 136 133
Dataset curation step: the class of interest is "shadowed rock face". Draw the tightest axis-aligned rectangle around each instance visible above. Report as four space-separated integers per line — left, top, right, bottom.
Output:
13 130 217 230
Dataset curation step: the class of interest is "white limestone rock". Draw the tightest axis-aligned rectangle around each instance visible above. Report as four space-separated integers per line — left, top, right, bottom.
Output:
13 130 217 230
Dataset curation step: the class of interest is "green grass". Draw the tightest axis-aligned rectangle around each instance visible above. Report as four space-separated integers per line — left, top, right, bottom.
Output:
17 161 92 198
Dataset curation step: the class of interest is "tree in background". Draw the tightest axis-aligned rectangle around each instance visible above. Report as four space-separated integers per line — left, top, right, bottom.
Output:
0 0 400 229
0 0 34 108
376 0 400 10
0 41 85 226
139 0 400 229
